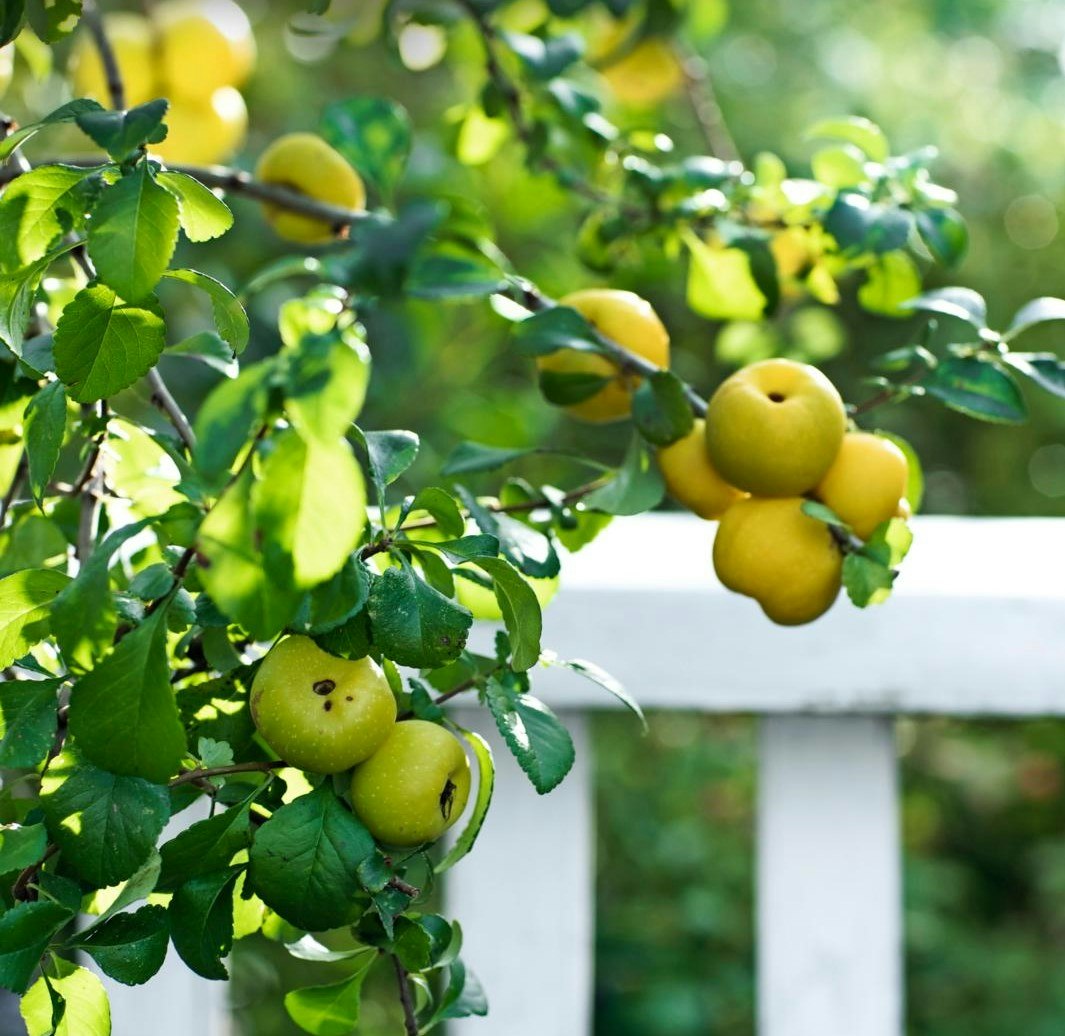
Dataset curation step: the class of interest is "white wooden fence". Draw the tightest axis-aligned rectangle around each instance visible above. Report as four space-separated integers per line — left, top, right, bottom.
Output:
103 514 1065 1035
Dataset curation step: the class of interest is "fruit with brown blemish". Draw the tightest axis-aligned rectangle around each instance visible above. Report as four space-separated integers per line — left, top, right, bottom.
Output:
349 720 471 847
249 636 396 773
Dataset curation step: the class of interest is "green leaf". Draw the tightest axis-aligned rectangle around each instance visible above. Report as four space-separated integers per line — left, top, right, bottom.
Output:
70 905 169 986
454 487 559 578
155 170 234 242
367 559 472 668
253 429 367 591
538 368 611 405
469 556 541 671
924 356 1027 424
684 231 767 321
435 729 494 874
485 679 575 794
40 756 170 887
0 678 60 767
51 516 154 671
67 605 187 783
359 429 419 506
85 851 162 931
76 99 169 161
426 957 488 1023
549 657 646 731
0 99 103 162
0 248 70 358
294 557 371 635
584 435 664 516
0 901 73 993
192 359 274 488
915 208 967 267
501 30 584 80
0 1 24 47
632 370 694 446
284 952 376 1036
197 467 301 641
0 569 70 668
88 164 179 302
25 0 82 43
248 785 377 932
842 553 895 607
902 286 987 330
857 252 921 318
799 499 849 529
168 867 241 980
402 486 465 538
23 381 66 506
53 284 166 403
1005 297 1065 341
0 163 103 268
823 194 912 255
158 796 254 892
168 331 237 376
0 823 48 873
441 442 533 477
407 249 508 300
283 328 370 439
21 960 110 1036
320 97 412 199
164 268 249 354
511 305 602 358
805 115 889 162
1005 353 1065 400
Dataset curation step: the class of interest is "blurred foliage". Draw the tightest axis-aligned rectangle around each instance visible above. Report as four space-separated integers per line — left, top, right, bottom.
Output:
4 0 1060 1029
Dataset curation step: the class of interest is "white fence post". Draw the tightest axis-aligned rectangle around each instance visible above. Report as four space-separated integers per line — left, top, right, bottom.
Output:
446 710 594 1036
757 715 901 1036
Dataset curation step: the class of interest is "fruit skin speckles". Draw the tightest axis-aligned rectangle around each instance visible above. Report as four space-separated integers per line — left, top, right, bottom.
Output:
250 636 396 773
350 720 472 847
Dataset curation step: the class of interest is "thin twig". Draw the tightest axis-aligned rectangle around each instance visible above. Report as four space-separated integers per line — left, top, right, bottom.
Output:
391 955 419 1036
81 0 126 110
147 369 196 450
0 453 26 522
168 760 287 788
12 844 59 902
677 47 740 162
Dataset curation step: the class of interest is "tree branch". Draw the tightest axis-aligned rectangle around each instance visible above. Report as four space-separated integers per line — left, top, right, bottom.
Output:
147 369 196 450
677 47 740 162
168 760 287 788
81 0 126 110
391 954 419 1036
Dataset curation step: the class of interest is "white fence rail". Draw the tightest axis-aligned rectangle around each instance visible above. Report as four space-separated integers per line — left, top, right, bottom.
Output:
107 514 1065 1035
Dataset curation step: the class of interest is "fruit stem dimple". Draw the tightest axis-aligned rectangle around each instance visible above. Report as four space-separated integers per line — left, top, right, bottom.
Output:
312 679 336 696
768 392 786 403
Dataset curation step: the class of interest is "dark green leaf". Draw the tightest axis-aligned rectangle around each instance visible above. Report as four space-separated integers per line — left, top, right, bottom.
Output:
168 867 241 980
902 287 987 330
441 442 533 477
158 796 255 891
294 557 371 635
0 901 74 993
167 331 236 376
824 193 912 255
25 0 82 42
88 164 179 302
632 370 694 446
41 756 170 887
469 556 541 671
53 284 166 402
0 822 48 873
501 30 584 80
71 905 169 987
454 487 560 578
76 99 169 161
924 356 1027 424
401 486 465 538
1005 353 1065 400
550 657 646 730
359 429 419 507
583 435 664 515
23 380 66 506
915 208 967 267
485 679 574 793
538 368 611 405
67 605 187 783
0 678 60 767
1005 297 1065 341
283 952 376 1036
511 305 602 358
0 1 24 46
367 560 472 668
248 785 377 932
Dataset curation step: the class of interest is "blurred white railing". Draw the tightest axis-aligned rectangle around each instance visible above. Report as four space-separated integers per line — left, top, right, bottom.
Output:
106 514 1065 1036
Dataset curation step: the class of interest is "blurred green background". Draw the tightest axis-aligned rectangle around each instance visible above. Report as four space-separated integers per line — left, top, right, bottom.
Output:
13 0 1065 1030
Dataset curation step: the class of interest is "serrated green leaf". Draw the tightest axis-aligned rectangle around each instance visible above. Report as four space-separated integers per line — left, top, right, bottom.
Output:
511 304 602 358
168 867 240 980
0 678 60 767
53 284 166 402
0 246 71 358
0 823 48 874
924 355 1027 424
41 756 170 887
253 429 367 591
70 905 169 987
583 435 664 516
0 901 73 993
484 679 574 794
469 556 541 671
155 170 234 242
88 164 179 302
67 605 187 783
0 99 103 162
359 429 419 508
158 795 255 892
248 785 376 932
164 268 249 354
76 99 169 161
284 952 376 1036
435 729 494 874
0 568 70 668
23 380 66 506
367 559 472 668
842 553 895 607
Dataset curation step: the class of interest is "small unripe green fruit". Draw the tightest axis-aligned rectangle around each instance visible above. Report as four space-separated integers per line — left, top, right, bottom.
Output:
250 636 396 774
350 720 471 847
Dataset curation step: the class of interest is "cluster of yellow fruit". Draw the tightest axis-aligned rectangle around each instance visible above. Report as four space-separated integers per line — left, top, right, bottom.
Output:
69 0 255 165
250 636 471 847
539 289 911 626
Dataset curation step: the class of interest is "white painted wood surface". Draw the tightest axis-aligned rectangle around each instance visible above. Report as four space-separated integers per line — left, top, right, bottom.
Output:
757 717 901 1036
446 711 594 1036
